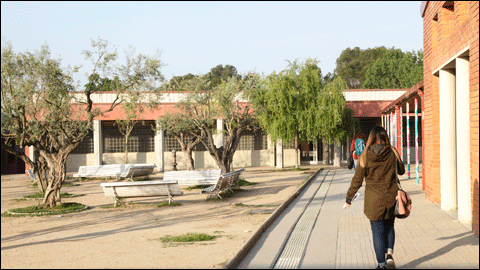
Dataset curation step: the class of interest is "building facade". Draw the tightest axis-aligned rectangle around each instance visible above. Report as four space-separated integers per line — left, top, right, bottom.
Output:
421 1 479 236
23 89 412 174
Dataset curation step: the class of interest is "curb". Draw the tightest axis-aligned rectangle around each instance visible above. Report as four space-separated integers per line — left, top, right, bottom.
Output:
222 168 324 269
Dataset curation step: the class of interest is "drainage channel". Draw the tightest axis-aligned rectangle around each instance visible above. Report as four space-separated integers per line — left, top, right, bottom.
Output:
272 169 335 269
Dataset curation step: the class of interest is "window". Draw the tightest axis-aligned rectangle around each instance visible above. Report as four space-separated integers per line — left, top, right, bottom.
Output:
164 131 207 152
72 132 94 154
237 130 268 150
103 123 155 153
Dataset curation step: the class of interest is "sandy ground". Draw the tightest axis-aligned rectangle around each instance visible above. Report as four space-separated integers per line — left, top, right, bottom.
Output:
1 167 318 269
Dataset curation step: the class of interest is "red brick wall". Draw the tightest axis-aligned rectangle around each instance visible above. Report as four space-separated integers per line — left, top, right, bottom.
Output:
422 1 479 236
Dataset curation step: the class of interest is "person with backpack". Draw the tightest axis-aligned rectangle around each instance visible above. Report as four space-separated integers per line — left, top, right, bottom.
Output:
350 132 366 170
345 126 405 269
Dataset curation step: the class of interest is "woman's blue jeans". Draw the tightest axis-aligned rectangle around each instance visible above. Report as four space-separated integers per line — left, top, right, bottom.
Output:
369 217 395 264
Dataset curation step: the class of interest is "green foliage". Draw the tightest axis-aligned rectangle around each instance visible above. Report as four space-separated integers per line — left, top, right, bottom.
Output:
363 48 423 89
155 201 181 207
248 58 323 147
238 179 257 186
206 64 242 88
1 38 164 207
158 233 217 243
184 184 211 190
249 58 354 150
175 72 262 173
8 202 86 215
23 192 79 199
334 46 388 89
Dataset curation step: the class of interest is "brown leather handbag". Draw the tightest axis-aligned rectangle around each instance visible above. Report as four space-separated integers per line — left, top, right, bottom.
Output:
391 146 412 218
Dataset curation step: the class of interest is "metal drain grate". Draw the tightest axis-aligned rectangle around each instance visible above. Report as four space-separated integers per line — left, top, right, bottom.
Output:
273 170 335 269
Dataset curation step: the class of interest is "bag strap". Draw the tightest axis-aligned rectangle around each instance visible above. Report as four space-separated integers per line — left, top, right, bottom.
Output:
390 146 402 190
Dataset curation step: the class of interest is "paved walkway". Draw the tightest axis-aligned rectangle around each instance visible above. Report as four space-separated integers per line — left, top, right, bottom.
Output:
237 166 479 269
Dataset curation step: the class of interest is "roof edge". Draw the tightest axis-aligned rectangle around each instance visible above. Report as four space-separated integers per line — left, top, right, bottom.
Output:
420 1 428 17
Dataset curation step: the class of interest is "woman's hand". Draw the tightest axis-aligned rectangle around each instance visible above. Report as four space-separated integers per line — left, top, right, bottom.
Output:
343 203 351 209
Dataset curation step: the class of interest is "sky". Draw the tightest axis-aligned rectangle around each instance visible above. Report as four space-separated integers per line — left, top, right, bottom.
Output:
1 1 424 89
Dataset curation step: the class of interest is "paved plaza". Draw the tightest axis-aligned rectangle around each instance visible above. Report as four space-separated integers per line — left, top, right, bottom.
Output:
237 166 479 269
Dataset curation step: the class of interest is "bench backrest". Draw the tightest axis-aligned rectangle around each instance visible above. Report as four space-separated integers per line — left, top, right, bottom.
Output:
76 164 156 177
25 169 36 180
206 168 245 193
100 180 183 198
163 169 221 185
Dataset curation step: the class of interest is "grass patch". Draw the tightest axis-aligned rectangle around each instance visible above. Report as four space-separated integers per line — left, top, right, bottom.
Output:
155 201 181 207
238 179 257 186
7 202 86 216
184 184 211 191
158 233 217 243
30 182 78 189
79 176 117 181
234 203 280 208
21 192 82 199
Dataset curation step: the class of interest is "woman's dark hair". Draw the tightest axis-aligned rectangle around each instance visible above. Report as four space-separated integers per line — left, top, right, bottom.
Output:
359 126 391 167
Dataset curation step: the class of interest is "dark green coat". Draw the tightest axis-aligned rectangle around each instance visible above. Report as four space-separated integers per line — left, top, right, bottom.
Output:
346 144 405 221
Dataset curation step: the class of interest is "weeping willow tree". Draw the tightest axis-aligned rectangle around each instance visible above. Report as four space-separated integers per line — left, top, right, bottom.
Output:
1 38 164 207
248 58 356 168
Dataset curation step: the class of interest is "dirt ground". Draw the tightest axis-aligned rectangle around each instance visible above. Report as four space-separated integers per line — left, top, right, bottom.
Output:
1 167 318 269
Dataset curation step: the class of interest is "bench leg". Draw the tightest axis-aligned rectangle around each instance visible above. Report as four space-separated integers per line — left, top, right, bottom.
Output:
112 187 118 207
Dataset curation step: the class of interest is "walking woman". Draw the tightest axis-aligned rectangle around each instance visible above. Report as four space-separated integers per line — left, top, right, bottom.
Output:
344 126 405 269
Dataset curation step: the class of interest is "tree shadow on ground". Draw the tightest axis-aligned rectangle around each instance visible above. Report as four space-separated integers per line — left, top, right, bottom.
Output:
402 232 479 269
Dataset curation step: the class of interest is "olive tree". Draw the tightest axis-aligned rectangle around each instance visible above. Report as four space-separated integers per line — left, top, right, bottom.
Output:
176 73 261 173
1 38 164 207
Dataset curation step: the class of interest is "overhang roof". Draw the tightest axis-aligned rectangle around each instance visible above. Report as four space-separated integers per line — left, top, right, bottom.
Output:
382 80 424 113
346 100 393 118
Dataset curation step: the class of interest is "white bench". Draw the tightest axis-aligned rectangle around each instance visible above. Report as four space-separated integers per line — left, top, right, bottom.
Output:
163 169 222 186
73 164 156 180
100 180 183 207
25 169 37 184
26 169 48 184
201 169 245 200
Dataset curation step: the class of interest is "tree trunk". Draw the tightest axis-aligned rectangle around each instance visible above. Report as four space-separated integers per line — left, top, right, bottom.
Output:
184 147 195 170
42 154 67 208
294 131 299 168
35 154 49 193
217 157 230 174
124 135 129 164
323 141 330 165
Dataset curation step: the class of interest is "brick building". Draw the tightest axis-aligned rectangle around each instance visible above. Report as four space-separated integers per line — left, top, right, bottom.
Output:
421 1 479 236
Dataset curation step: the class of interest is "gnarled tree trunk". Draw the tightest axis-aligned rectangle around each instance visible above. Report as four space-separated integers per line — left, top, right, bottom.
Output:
41 152 68 208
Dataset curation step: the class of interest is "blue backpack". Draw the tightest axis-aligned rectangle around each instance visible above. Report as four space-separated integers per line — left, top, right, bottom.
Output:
355 138 365 156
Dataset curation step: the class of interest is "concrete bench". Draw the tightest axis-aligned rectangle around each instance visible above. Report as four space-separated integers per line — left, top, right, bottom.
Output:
100 180 183 207
73 164 156 180
163 169 222 186
201 168 245 200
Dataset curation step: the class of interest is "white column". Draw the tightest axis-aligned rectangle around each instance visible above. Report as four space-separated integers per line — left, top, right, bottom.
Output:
439 69 457 211
333 141 341 167
216 118 224 148
456 57 471 223
29 146 35 163
93 119 102 166
276 139 284 169
155 120 165 172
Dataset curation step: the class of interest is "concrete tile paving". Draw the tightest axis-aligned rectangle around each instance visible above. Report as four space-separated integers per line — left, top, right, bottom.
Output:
236 166 479 269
